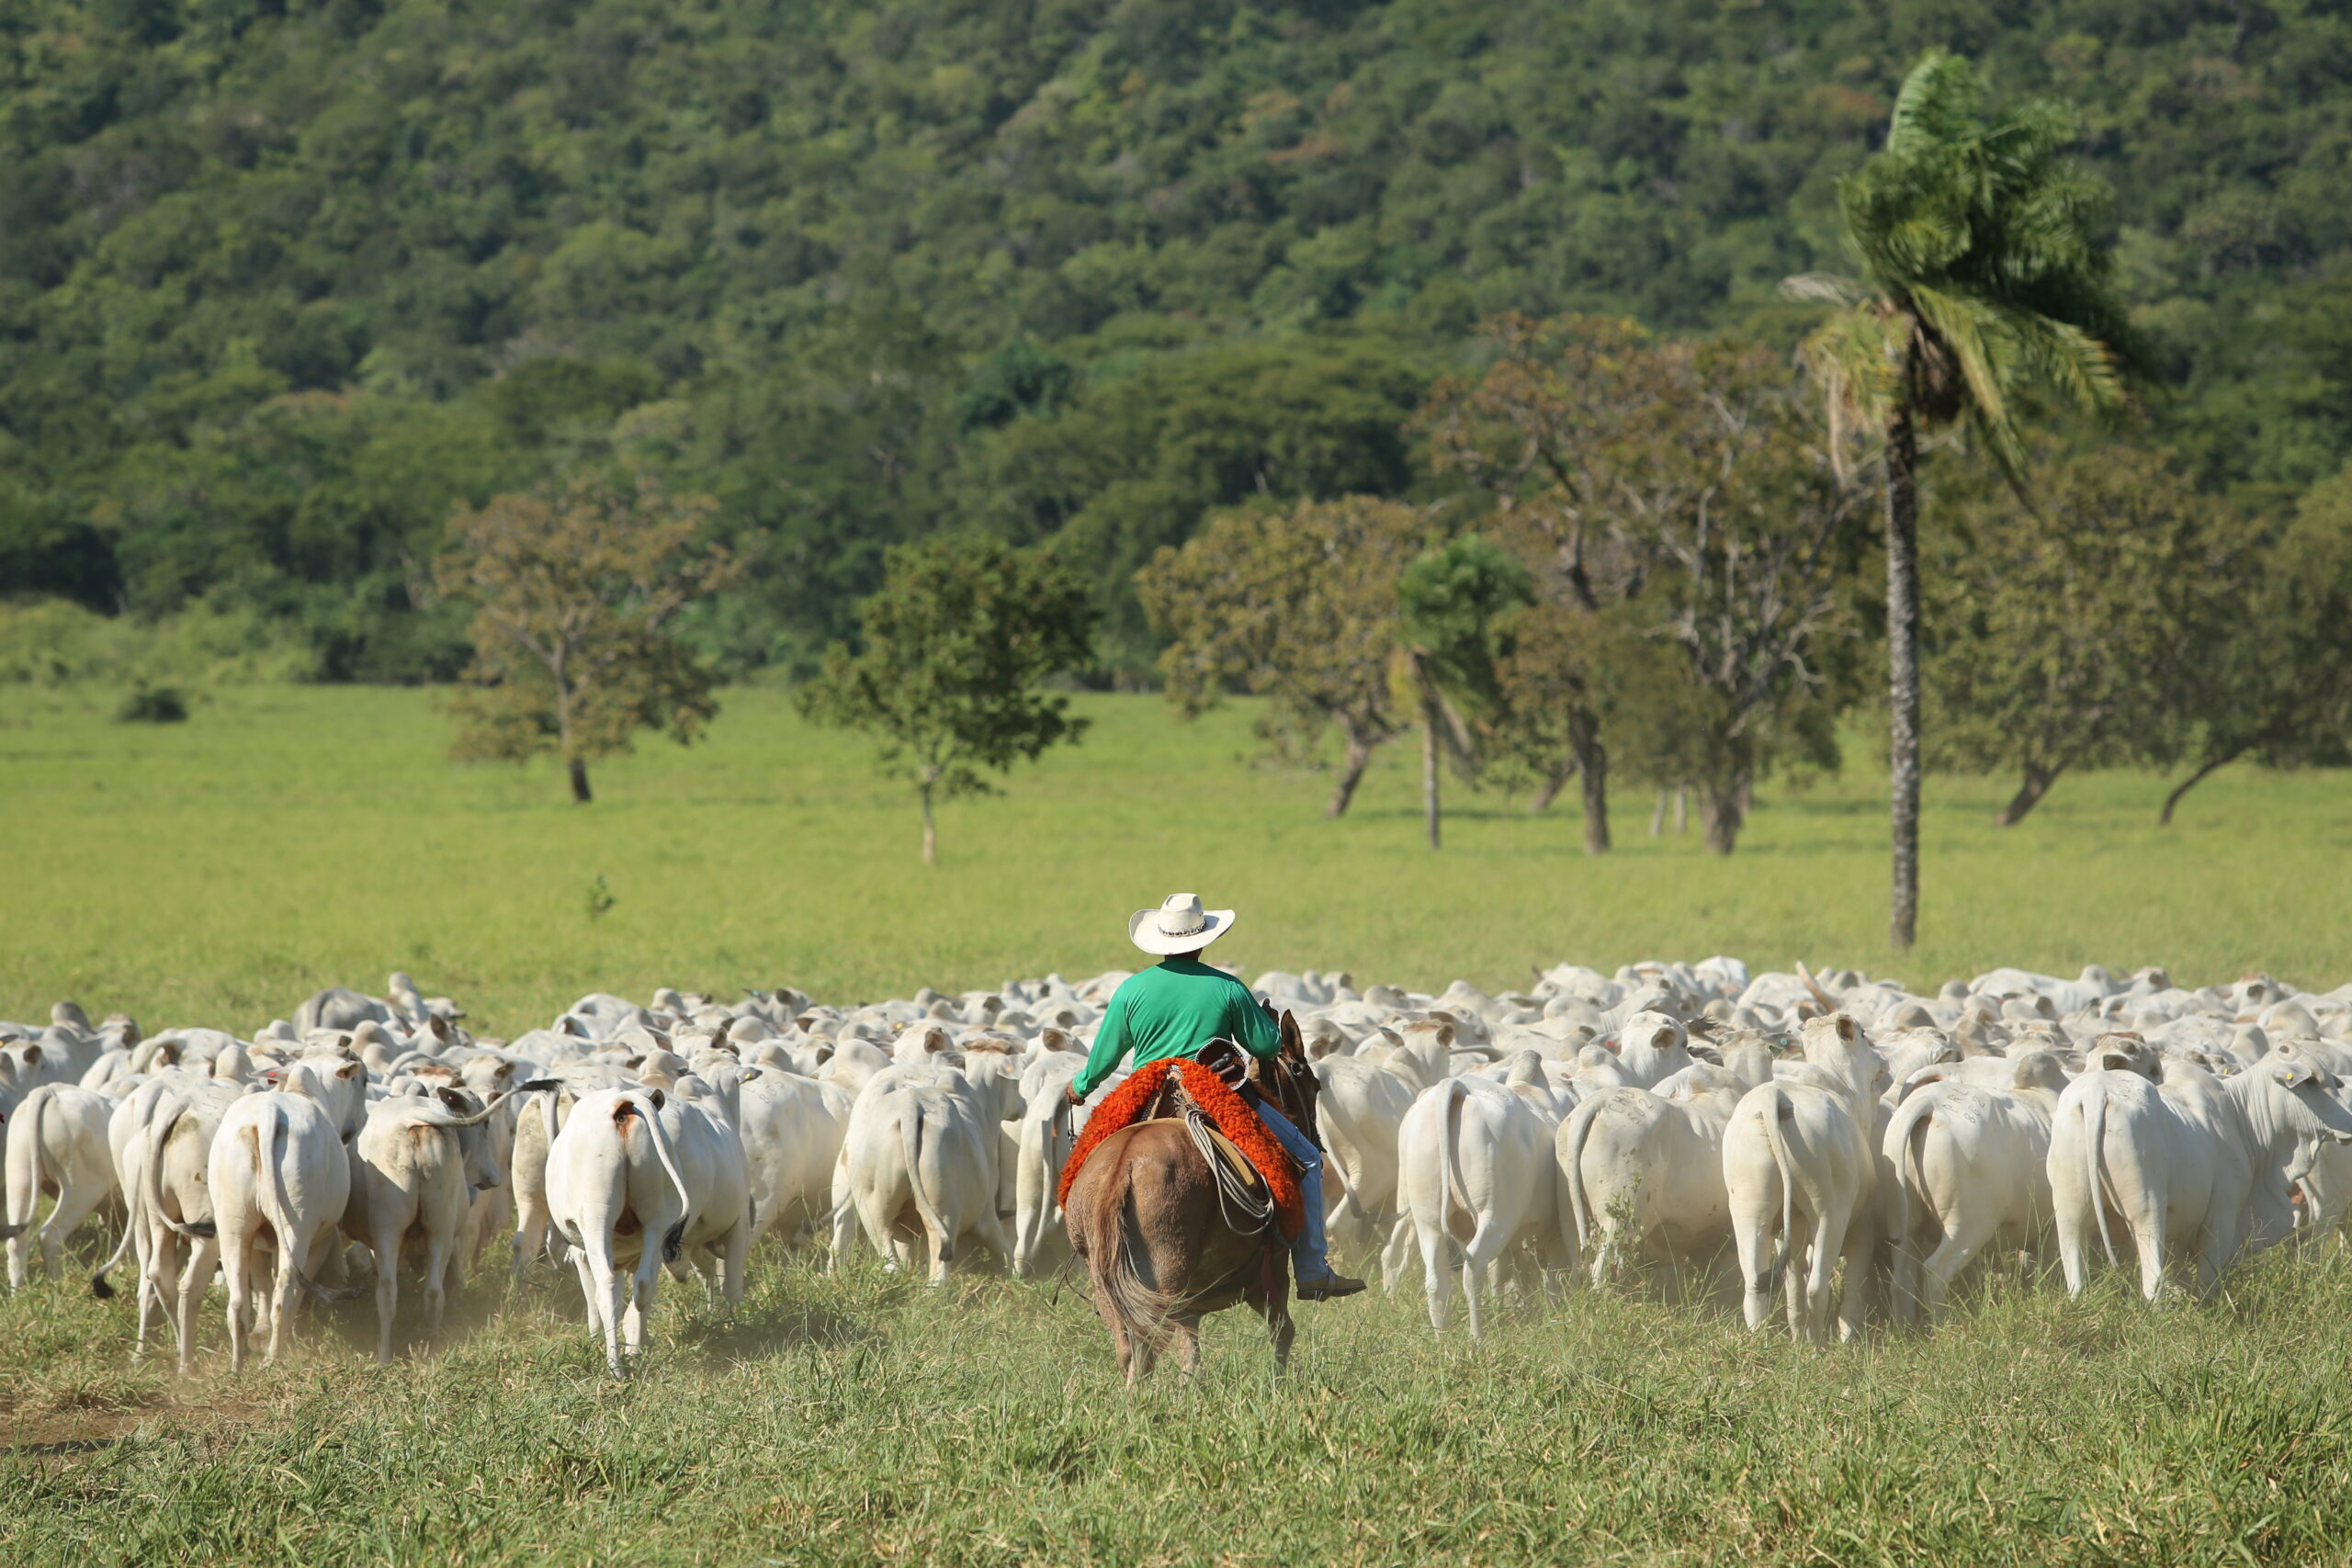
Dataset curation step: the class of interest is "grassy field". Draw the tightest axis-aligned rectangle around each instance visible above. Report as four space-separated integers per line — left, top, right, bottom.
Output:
6 684 2352 1565
4 683 2348 1033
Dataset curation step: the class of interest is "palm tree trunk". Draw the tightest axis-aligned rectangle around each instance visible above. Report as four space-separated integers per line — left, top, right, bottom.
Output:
1420 711 1441 851
1570 708 1610 855
1885 400 1922 950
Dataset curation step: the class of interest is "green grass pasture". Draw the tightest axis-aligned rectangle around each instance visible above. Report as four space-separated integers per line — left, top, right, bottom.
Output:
6 686 2352 1564
4 684 2347 1032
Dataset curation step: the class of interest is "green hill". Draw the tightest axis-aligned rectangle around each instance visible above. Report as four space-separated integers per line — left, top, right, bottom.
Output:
6 0 2349 674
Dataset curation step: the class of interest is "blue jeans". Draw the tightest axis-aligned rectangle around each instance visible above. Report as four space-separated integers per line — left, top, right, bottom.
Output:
1252 1100 1334 1282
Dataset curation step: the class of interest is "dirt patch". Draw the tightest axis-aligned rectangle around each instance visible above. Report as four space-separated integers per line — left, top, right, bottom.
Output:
0 1393 273 1465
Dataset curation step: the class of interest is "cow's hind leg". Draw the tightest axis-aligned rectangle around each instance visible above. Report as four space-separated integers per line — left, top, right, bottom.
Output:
222 1237 254 1374
1417 1214 1453 1334
1729 1205 1775 1332
371 1228 403 1363
422 1231 456 1350
173 1235 217 1376
1380 1213 1414 1292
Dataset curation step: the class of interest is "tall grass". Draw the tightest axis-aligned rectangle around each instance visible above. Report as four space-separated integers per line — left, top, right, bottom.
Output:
6 1240 2352 1564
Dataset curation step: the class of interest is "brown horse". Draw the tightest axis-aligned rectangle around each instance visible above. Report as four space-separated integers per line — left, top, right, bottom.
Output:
1064 1011 1322 1384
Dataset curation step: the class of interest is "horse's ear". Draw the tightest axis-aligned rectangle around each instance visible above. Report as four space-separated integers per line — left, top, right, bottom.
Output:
1280 1010 1303 1056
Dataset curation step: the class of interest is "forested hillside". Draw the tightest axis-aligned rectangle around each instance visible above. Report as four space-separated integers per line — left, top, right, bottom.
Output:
5 0 2349 676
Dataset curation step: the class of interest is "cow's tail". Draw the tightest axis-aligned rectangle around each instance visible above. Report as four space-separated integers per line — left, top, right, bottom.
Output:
2083 1082 2120 1269
1886 1089 1936 1250
619 1092 695 1262
0 1089 51 1242
1437 1077 1468 1270
1561 1094 1601 1256
144 1098 217 1240
256 1100 364 1304
88 1201 138 1299
1759 1085 1798 1287
899 1096 954 1265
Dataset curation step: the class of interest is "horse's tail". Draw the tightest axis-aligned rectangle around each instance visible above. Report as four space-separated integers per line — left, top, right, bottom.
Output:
1077 1135 1184 1357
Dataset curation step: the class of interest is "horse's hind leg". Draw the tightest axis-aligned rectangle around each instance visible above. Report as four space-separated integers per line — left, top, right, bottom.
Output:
1170 1314 1203 1379
1089 1280 1148 1386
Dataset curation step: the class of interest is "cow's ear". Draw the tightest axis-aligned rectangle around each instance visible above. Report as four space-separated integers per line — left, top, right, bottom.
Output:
813 1044 835 1066
20 1046 40 1066
2273 1060 2317 1089
644 1088 666 1111
625 1055 644 1070
1835 1015 1858 1043
435 1087 469 1114
1652 1027 1676 1051
740 1068 762 1083
337 1062 363 1081
2098 1053 2129 1072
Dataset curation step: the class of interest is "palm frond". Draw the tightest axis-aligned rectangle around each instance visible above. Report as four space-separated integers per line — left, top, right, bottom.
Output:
1779 273 1870 308
1906 283 2022 472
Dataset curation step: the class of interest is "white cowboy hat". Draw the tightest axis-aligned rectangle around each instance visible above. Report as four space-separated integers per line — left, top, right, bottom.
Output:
1128 893 1237 957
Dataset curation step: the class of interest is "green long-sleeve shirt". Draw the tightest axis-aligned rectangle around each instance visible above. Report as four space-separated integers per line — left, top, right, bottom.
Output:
1071 957 1278 1100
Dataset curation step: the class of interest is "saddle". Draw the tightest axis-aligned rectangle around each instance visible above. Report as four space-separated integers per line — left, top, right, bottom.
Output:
1057 1054 1307 1241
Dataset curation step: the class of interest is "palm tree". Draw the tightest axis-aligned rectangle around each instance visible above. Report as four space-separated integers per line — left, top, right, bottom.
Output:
1784 51 2132 950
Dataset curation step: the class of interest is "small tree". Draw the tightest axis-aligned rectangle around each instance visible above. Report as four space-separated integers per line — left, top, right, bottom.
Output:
1395 535 1532 850
1419 314 1677 853
1925 447 2245 826
2160 465 2352 823
1136 496 1431 818
436 476 736 803
799 536 1096 863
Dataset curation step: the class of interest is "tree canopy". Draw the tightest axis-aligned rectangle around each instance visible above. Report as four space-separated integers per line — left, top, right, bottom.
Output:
11 2 2352 680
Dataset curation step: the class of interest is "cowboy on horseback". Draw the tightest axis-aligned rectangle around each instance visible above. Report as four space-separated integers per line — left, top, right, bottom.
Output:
1067 893 1367 1302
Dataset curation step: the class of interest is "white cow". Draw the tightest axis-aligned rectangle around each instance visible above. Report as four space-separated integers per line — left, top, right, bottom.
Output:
1557 1064 1745 1294
1613 1013 1692 1090
1722 1013 1885 1342
545 1087 750 1377
121 1080 246 1369
1882 1050 2067 1324
207 1089 355 1371
1312 1048 1428 1280
831 1063 1022 1281
343 1088 509 1361
1396 1057 1569 1337
2049 1047 2352 1299
735 1070 855 1254
1007 1054 1085 1280
4 1084 119 1288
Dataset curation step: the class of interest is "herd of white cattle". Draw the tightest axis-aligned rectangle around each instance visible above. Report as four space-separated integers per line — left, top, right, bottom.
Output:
6 956 2352 1374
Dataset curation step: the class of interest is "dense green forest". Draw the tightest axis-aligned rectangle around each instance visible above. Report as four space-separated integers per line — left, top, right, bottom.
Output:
4 0 2349 677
